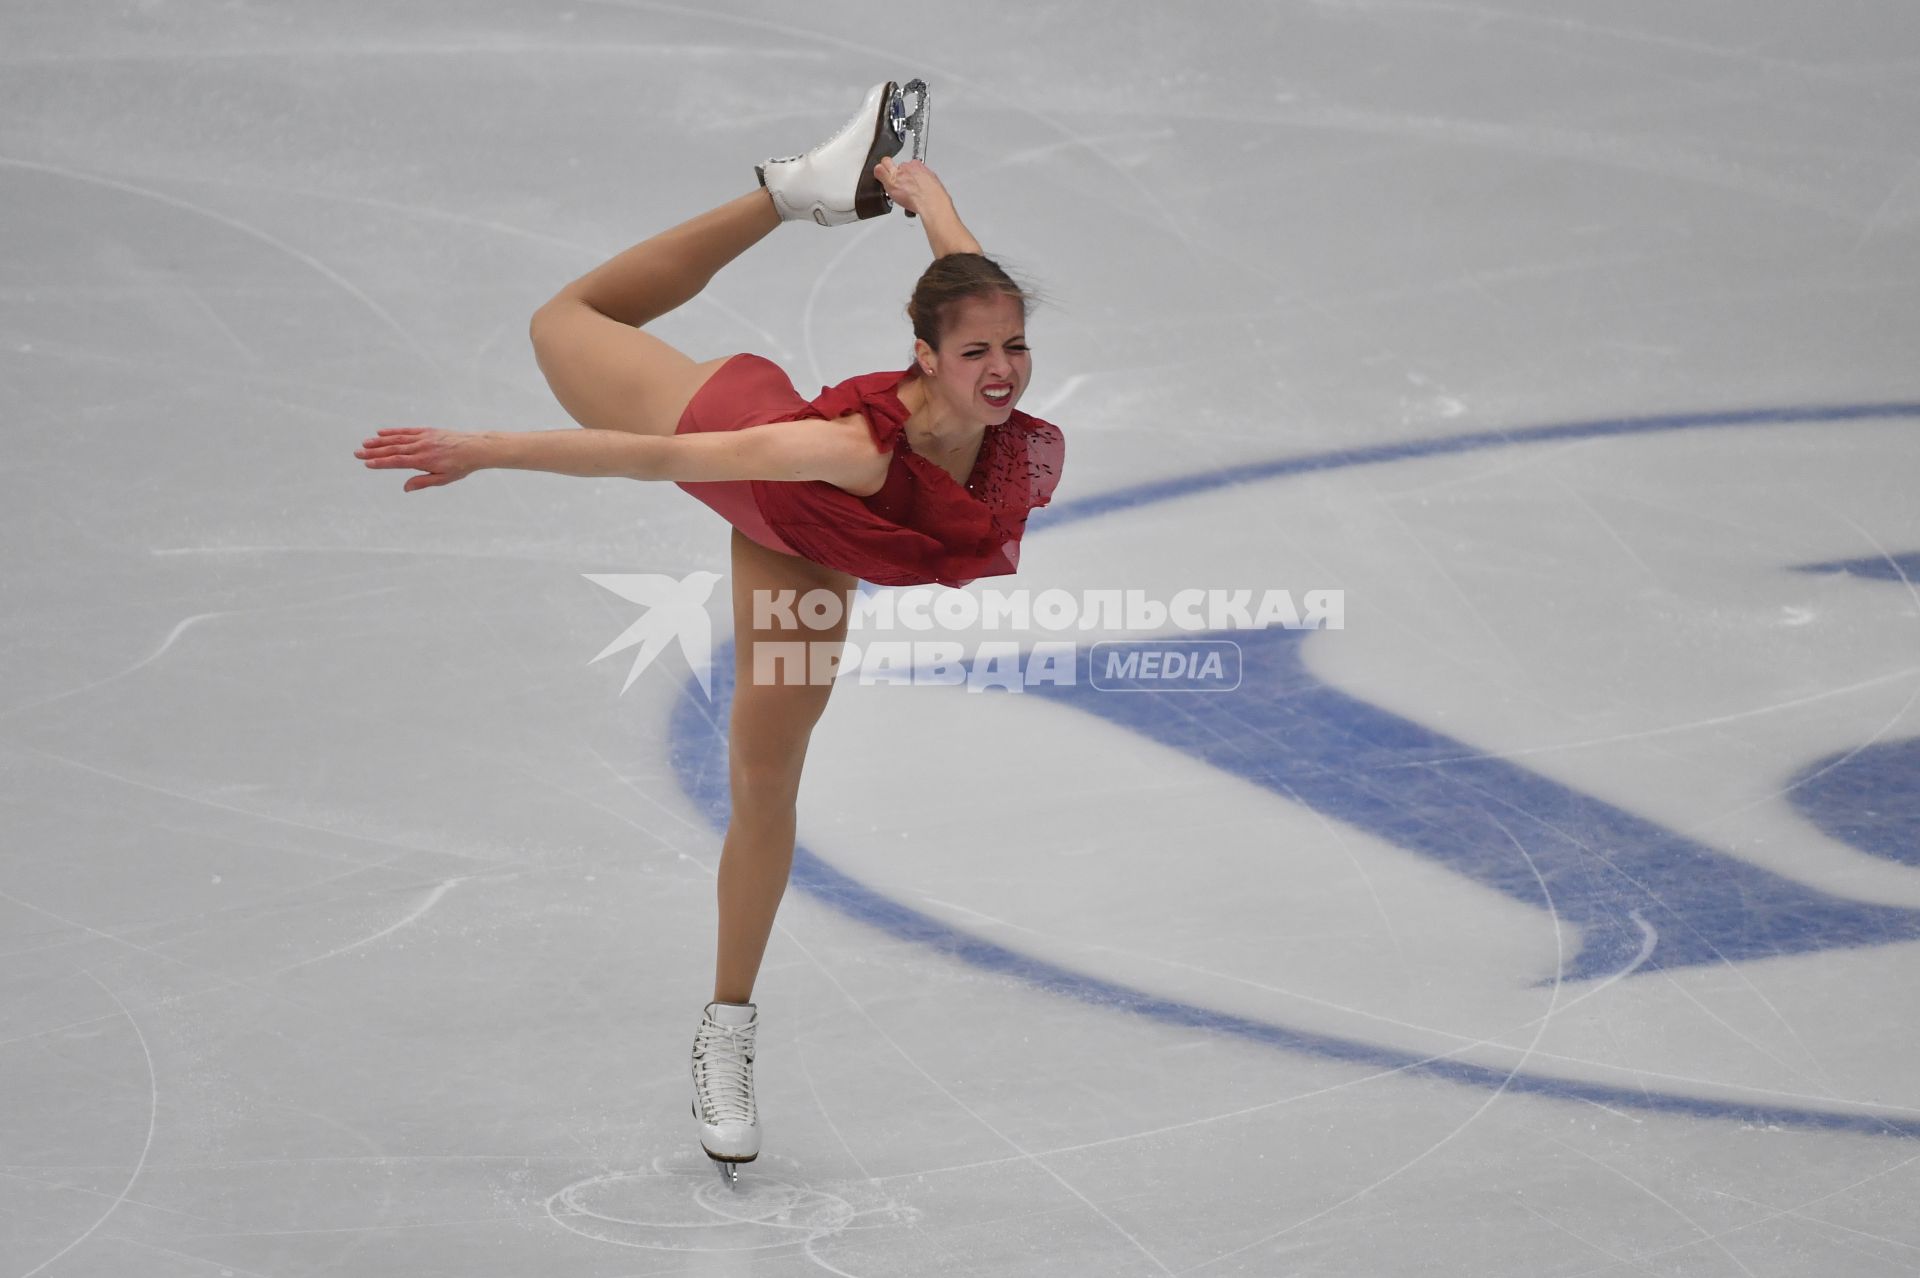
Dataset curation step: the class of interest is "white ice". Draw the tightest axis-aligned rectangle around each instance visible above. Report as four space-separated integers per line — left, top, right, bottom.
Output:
4 1 1920 1274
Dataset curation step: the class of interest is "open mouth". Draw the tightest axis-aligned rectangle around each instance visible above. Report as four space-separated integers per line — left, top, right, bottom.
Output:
982 384 1014 406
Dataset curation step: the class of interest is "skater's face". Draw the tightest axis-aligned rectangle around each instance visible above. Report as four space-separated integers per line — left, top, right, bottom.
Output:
920 293 1030 426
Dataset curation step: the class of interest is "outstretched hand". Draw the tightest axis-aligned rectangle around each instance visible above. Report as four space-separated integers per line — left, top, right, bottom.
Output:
355 427 488 492
874 156 948 218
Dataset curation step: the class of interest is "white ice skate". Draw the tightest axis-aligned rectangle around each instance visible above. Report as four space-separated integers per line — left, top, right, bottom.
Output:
691 1000 759 1186
757 79 931 226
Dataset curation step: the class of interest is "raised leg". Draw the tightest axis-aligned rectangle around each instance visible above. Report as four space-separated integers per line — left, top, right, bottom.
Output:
714 529 859 1003
529 189 780 437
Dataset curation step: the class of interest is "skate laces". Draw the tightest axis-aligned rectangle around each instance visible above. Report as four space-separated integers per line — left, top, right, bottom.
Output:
693 1017 757 1125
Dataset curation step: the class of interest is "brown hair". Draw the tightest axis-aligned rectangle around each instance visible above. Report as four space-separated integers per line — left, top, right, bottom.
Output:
906 252 1038 351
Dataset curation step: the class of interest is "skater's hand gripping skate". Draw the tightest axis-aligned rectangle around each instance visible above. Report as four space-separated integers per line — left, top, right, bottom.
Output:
880 157 982 257
874 156 947 219
354 427 488 492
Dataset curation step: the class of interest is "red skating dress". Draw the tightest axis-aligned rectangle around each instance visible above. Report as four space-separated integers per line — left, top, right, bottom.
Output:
673 353 1065 588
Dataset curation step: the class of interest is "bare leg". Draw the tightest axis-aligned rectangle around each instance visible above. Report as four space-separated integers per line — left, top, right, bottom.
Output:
529 190 781 437
550 189 780 328
714 529 858 1003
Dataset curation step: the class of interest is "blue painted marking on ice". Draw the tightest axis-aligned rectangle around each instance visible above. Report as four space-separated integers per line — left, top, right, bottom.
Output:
1025 625 1920 981
1789 739 1920 870
1797 551 1920 584
667 400 1920 1135
1786 553 1920 868
1023 401 1920 525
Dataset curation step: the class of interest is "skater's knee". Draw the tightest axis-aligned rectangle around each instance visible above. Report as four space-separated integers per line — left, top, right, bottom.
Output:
529 297 568 364
729 753 804 801
727 742 808 809
530 292 630 352
527 296 708 435
530 294 588 353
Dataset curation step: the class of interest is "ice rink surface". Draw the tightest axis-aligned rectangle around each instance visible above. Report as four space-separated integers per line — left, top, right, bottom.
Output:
5 1 1920 1273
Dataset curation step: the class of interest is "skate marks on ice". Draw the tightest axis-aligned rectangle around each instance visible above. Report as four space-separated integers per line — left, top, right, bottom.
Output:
0 154 456 398
12 976 160 1278
545 1152 918 1256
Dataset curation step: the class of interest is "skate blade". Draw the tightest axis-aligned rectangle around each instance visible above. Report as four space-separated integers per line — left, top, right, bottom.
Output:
894 80 931 220
900 79 930 164
859 79 932 221
705 1151 755 1188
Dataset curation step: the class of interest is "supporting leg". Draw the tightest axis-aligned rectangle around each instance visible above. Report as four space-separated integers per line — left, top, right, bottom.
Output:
713 530 858 1003
692 532 853 1183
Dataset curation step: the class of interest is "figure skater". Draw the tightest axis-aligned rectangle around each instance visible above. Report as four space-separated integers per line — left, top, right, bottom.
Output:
354 80 1064 1183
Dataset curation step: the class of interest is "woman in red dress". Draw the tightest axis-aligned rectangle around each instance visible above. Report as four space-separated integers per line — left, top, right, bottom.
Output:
354 82 1063 1180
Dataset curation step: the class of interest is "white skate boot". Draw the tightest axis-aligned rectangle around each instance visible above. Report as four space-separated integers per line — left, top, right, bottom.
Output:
691 1000 759 1186
757 79 931 226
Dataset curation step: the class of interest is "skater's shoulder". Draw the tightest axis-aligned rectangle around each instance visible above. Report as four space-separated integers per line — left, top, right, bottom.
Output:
811 364 916 403
805 366 915 442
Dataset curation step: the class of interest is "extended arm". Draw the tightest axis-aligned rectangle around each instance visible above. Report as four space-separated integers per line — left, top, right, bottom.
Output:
355 418 883 493
490 420 880 483
874 157 981 257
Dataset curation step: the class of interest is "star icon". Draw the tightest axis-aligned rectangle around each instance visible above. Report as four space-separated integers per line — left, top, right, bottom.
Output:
583 570 725 698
